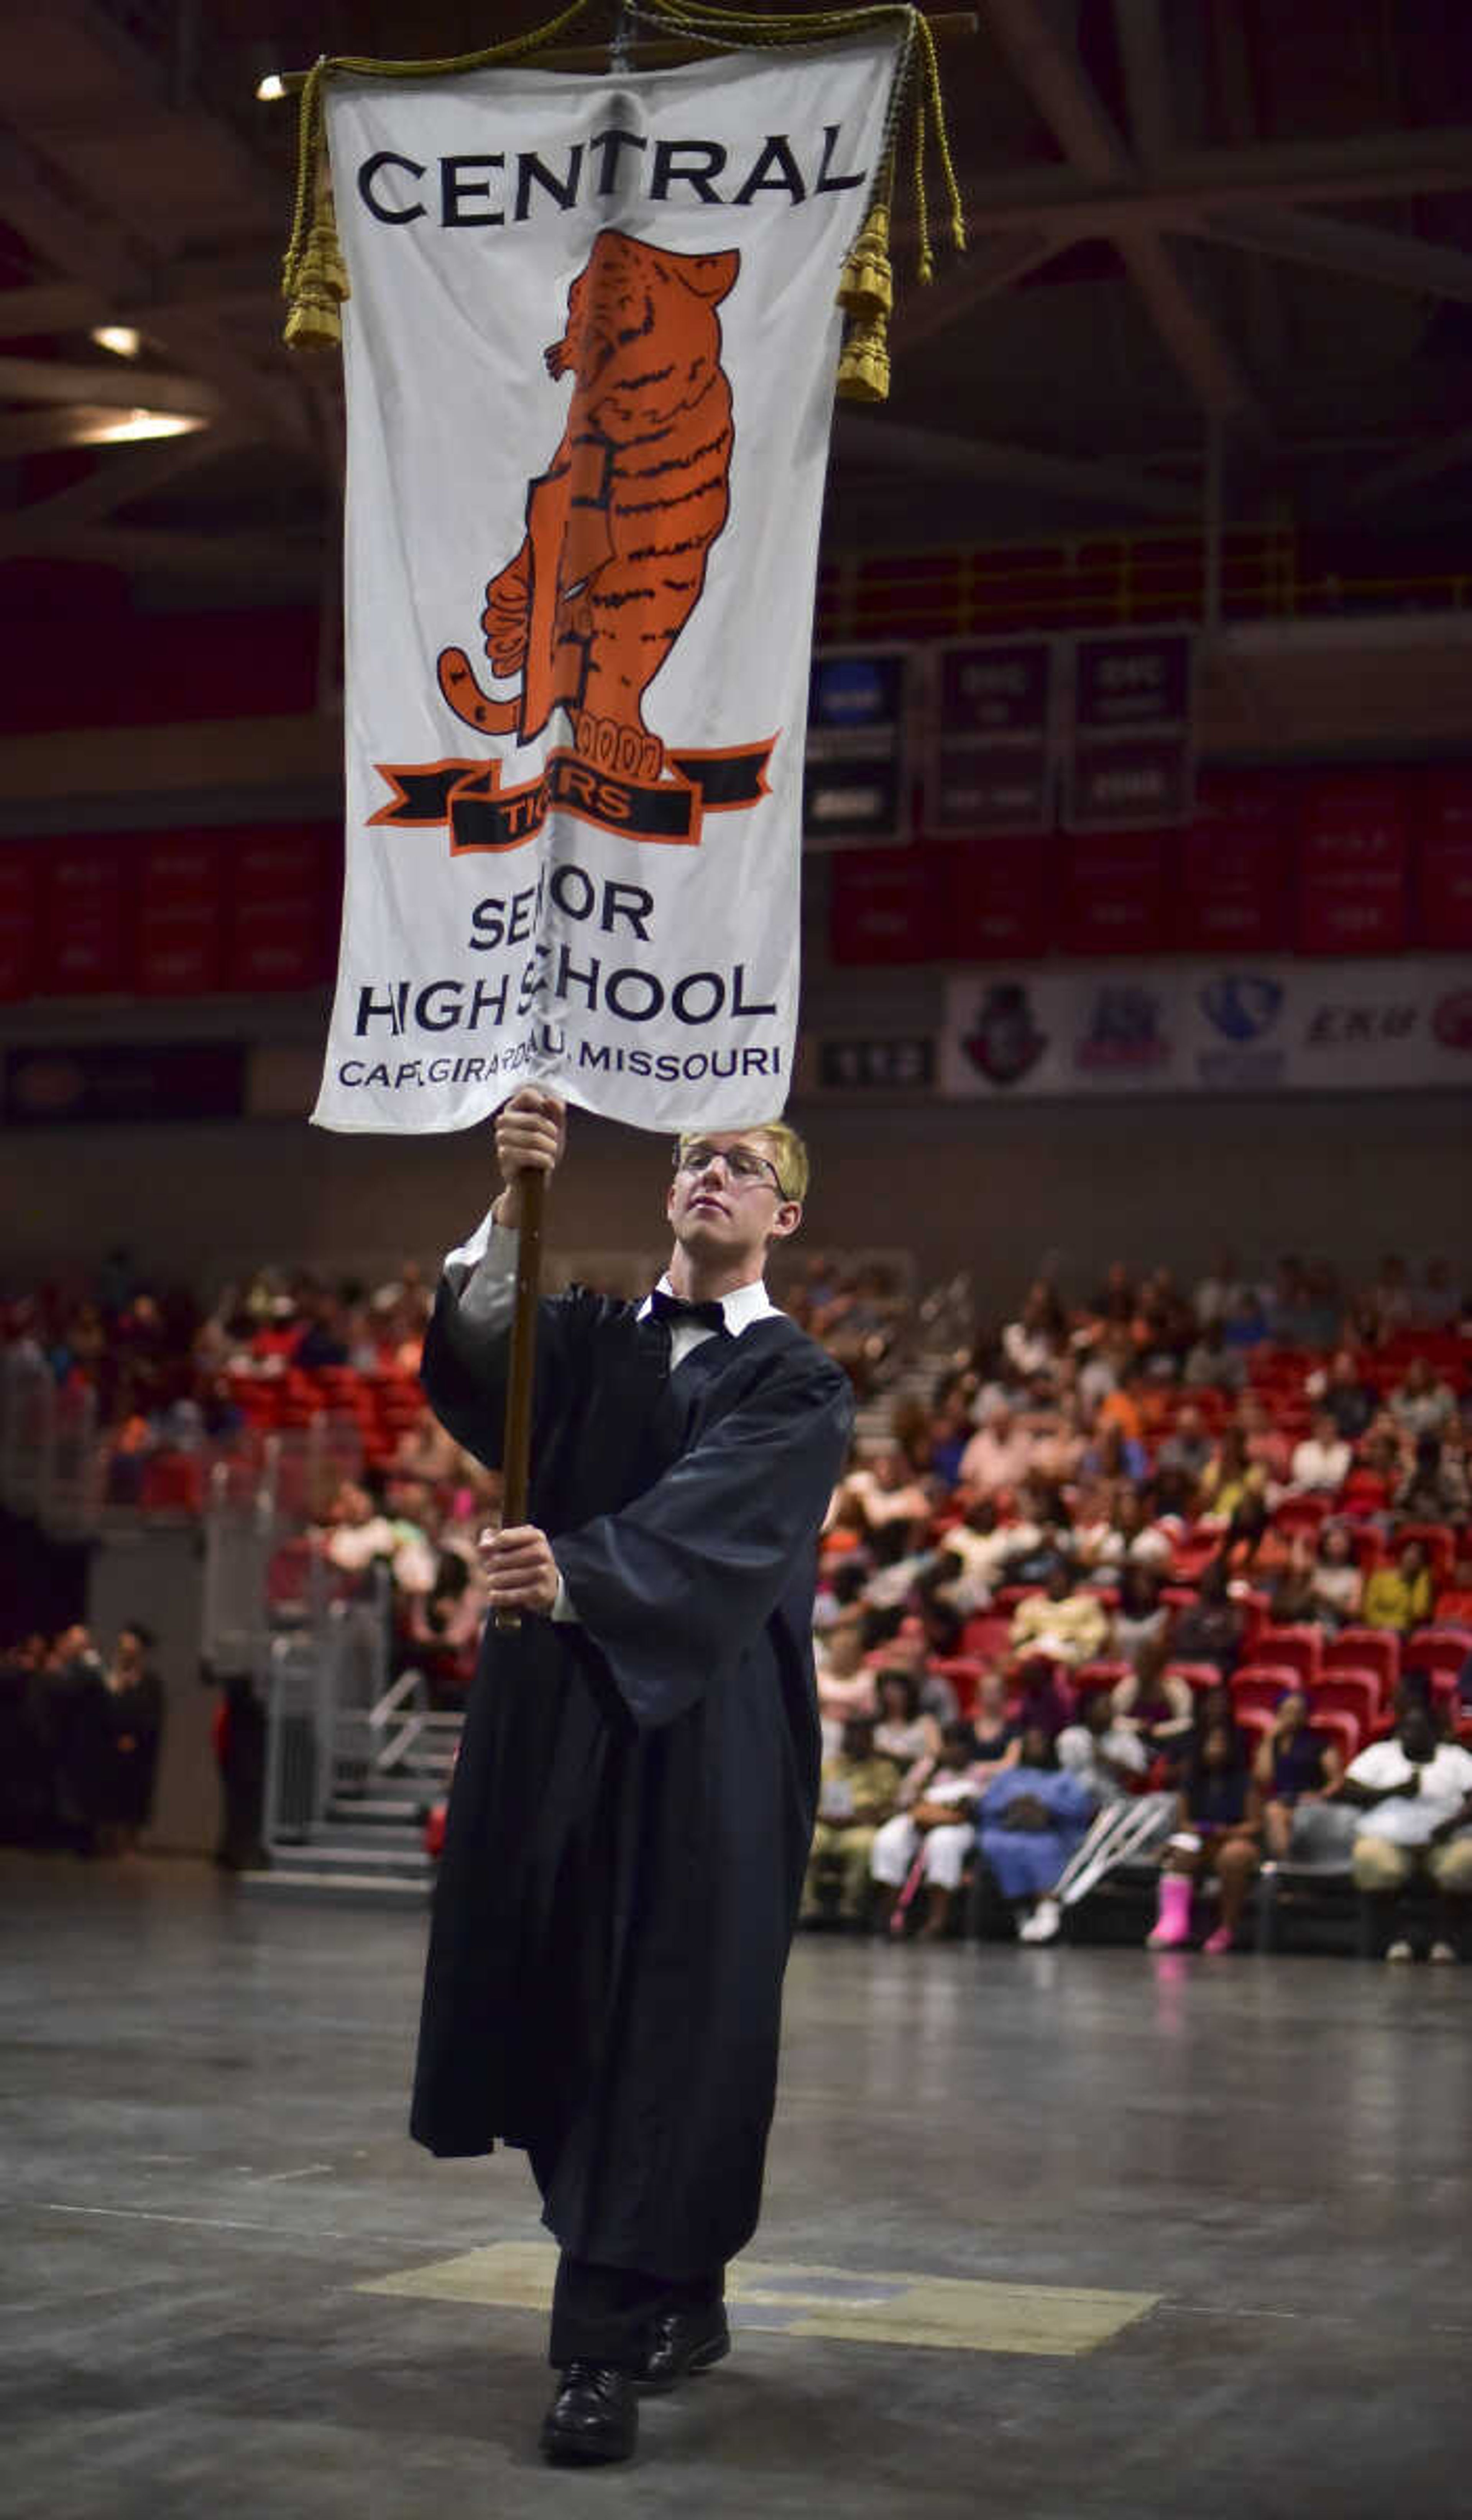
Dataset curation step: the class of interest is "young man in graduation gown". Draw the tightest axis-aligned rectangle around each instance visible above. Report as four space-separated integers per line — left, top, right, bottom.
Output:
411 1088 853 2466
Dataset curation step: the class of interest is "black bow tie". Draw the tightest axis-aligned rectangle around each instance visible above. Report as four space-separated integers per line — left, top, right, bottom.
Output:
649 1288 729 1334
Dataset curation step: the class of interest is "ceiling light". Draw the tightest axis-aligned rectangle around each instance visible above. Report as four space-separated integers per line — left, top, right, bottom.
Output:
255 72 287 100
91 324 143 359
72 408 207 445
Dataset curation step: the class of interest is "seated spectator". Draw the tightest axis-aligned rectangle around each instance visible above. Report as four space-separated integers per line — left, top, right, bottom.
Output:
1192 1248 1248 1330
927 1378 976 1487
1183 1323 1247 1391
1435 1551 1472 1627
814 1607 878 1744
958 1402 1035 1498
1309 1524 1363 1629
1001 1280 1066 1381
975 1724 1096 1939
1393 1434 1469 1524
1312 1348 1380 1444
969 1668 1021 1776
802 1714 899 1927
1146 1714 1261 1953
1156 1402 1216 1490
870 1719 982 1939
1289 1411 1352 1497
1366 1252 1414 1333
1056 1687 1148 1804
1078 1484 1173 1583
1220 1287 1271 1349
872 1668 941 1782
1389 1357 1457 1444
1009 1559 1109 1670
1337 1696 1472 1962
1112 1564 1168 1665
1169 1559 1247 1676
1410 1257 1460 1331
1362 1540 1435 1637
1196 1427 1261 1524
1028 1394 1088 1489
932 1496 1031 1614
1254 1685 1342 1859
1014 1654 1076 1742
1112 1636 1195 1757
832 1445 933 1545
1237 1392 1292 1485
1267 1534 1321 1627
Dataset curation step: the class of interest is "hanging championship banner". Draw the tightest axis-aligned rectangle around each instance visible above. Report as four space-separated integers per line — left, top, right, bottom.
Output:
309 41 905 1134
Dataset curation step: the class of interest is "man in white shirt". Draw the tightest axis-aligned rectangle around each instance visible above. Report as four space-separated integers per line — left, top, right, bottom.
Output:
1288 1411 1352 1497
1339 1698 1472 1962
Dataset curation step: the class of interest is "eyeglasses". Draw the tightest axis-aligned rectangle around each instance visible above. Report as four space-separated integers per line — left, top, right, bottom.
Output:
672 1140 784 1194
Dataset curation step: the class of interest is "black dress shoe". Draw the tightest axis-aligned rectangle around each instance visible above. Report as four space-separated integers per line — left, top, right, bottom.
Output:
636 2302 732 2393
539 2361 638 2464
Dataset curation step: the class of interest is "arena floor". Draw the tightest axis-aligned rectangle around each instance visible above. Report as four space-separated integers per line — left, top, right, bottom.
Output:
3 1856 1468 2520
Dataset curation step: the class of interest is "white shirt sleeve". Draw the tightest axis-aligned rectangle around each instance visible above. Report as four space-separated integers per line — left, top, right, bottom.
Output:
1346 1741 1402 1792
446 1212 517 1327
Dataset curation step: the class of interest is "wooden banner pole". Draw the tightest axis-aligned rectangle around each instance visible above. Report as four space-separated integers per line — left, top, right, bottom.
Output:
494 1165 546 1634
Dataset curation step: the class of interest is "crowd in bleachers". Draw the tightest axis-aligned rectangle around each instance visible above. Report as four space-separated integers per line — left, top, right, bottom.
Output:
4 1241 1470 1950
806 1250 1472 1958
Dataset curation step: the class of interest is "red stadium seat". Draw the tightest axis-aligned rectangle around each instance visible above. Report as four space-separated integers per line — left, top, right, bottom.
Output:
1073 1659 1129 1698
932 1656 983 1716
1396 1526 1457 1587
960 1614 1011 1664
1168 1662 1224 1695
1325 1627 1400 1706
1404 1629 1472 1687
1256 1626 1324 1689
1339 1473 1389 1517
1274 1496 1331 1536
1230 1665 1301 1721
1311 1708 1362 1768
1313 1672 1379 1741
139 1452 205 1512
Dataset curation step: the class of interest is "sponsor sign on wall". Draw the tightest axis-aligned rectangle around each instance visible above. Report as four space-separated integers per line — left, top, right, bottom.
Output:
940 957 1472 1098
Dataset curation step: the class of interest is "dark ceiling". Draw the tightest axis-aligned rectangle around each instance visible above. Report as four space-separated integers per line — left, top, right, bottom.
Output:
4 0 1472 614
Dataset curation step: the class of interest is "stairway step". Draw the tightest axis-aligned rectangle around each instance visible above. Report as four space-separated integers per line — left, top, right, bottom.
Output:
238 1867 429 1903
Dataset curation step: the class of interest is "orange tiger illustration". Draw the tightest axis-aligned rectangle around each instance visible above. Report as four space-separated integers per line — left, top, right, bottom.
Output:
437 229 739 779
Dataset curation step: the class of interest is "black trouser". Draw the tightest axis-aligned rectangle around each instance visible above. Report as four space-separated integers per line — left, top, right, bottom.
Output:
549 2251 724 2371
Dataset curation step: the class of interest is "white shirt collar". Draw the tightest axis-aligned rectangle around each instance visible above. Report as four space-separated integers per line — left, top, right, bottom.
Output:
639 1272 780 1335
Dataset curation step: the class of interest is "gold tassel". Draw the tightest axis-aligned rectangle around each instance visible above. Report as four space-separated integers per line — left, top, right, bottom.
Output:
836 310 890 404
837 198 893 323
284 192 350 351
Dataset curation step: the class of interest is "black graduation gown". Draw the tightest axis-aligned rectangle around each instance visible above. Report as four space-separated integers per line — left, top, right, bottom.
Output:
410 1274 853 2279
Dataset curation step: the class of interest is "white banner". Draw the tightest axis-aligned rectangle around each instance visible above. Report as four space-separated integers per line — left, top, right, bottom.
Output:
940 959 1472 1097
313 43 900 1134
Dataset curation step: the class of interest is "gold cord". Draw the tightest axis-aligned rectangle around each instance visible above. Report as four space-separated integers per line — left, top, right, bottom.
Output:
274 0 965 387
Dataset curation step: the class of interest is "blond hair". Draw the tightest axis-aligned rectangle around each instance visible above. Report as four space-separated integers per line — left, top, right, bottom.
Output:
677 1119 809 1202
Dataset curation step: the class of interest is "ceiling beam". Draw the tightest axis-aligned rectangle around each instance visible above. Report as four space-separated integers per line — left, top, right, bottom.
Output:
0 427 235 559
984 0 1264 430
893 230 1064 349
959 127 1472 235
51 524 319 593
1200 205 1472 304
834 412 1198 517
1113 0 1175 166
0 351 219 412
0 281 101 337
1351 421 1472 506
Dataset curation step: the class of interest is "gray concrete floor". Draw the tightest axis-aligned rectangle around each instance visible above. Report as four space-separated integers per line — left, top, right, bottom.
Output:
2 1854 1470 2520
